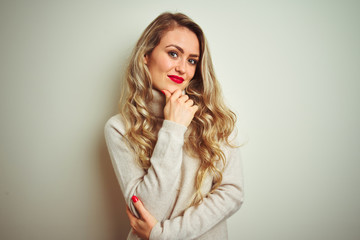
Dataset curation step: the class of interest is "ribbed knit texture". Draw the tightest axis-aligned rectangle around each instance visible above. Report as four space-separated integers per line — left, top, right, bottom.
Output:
104 89 244 240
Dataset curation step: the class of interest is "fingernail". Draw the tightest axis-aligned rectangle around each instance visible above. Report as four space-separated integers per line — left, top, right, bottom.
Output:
131 195 138 203
161 90 165 95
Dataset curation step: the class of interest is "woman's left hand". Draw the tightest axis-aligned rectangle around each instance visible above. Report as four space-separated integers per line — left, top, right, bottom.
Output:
126 196 158 240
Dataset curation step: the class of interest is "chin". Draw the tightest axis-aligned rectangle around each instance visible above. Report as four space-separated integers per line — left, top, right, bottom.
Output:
172 88 185 94
161 86 178 94
157 83 186 94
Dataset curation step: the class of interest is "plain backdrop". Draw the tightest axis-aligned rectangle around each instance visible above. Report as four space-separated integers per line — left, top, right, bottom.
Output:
1 0 359 239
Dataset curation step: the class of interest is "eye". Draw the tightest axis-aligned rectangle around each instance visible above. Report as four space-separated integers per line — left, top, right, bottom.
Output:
188 59 198 65
168 51 178 58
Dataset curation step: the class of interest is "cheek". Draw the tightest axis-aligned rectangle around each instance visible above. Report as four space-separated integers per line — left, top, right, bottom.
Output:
153 55 173 73
188 67 197 79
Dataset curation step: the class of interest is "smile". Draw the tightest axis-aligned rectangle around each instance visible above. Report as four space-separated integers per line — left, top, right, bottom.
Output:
168 75 184 84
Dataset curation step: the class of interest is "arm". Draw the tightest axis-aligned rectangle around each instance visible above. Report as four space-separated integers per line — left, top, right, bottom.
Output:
105 89 198 220
149 137 244 240
104 116 187 220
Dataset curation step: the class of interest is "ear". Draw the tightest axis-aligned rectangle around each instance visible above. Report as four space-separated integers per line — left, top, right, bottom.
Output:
144 54 148 65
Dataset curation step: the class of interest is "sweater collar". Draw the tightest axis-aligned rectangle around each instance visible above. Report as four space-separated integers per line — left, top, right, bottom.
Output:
148 88 166 119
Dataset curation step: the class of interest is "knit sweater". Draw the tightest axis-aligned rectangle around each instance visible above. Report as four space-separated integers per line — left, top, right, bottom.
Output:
104 89 244 240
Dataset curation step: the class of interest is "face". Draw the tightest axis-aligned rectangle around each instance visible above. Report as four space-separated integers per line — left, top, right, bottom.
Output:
144 26 200 93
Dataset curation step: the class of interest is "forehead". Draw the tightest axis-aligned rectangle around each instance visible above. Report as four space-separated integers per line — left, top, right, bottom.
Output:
159 27 200 55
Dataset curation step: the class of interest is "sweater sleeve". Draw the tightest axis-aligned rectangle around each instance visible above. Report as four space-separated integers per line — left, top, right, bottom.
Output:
104 115 187 220
149 135 244 240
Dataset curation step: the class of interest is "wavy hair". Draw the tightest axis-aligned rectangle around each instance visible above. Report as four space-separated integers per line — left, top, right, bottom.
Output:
119 12 237 206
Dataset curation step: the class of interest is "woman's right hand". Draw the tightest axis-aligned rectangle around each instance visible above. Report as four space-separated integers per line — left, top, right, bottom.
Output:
162 89 198 127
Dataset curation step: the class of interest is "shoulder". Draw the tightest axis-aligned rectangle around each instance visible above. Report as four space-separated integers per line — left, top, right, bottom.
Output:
104 113 127 137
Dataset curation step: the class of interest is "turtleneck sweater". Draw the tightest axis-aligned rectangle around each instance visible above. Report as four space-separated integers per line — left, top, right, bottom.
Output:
104 89 244 240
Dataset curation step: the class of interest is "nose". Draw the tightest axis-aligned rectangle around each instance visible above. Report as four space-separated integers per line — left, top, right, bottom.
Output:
175 58 186 75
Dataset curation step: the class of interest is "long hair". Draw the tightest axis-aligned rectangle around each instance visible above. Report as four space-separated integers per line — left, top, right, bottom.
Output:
119 12 237 206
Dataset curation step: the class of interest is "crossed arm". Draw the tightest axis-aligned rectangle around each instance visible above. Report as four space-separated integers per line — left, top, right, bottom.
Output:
127 143 244 240
104 89 244 239
105 115 244 239
105 117 188 221
105 89 198 221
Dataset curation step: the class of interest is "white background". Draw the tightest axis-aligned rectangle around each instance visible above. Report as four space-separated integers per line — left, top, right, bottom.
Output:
1 0 359 239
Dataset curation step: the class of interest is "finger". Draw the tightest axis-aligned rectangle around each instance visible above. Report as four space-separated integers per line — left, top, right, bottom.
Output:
126 206 138 230
170 89 182 102
161 89 171 103
131 195 149 220
126 206 131 217
185 99 194 107
191 105 199 114
126 206 137 222
178 94 189 103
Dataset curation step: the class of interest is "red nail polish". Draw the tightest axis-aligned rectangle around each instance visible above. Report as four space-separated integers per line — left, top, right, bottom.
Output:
161 90 165 95
131 195 138 203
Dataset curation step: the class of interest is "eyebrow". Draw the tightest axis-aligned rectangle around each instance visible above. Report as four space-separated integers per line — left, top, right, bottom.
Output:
166 44 199 58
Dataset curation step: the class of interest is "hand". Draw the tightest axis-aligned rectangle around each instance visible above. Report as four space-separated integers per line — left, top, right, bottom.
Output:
126 196 157 240
162 89 198 127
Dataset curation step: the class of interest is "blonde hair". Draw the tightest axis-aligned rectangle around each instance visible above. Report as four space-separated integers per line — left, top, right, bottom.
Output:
119 12 237 206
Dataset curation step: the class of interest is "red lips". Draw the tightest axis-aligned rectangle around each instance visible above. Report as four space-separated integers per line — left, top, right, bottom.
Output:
168 75 184 84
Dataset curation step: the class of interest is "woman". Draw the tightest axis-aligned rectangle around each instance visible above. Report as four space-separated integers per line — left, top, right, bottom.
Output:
105 12 244 240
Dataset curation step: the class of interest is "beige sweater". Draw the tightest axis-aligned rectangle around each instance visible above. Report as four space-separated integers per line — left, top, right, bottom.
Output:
104 89 244 240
